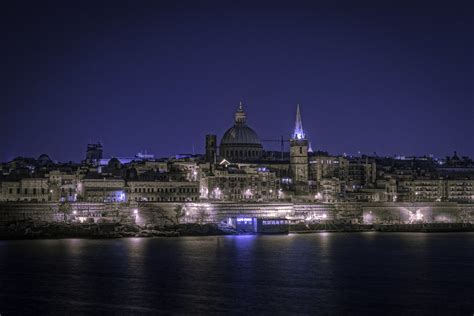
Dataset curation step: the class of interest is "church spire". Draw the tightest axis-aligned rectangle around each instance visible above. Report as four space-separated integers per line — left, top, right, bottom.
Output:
292 104 305 140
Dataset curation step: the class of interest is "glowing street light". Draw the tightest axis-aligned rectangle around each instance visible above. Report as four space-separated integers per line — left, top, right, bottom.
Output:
212 187 222 199
278 188 284 199
244 188 252 199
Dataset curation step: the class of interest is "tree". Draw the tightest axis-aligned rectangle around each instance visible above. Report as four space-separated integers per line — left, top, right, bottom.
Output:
58 202 72 222
111 202 125 219
138 202 174 226
174 204 186 224
196 207 209 225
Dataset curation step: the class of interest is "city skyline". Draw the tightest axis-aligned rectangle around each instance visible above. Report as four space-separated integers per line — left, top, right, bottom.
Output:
2 102 472 163
1 1 472 161
1 2 473 315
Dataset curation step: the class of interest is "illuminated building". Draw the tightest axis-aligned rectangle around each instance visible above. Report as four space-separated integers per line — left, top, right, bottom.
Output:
446 180 474 202
290 104 309 186
0 178 50 202
1 104 474 207
127 180 199 202
200 165 277 201
219 102 263 162
77 178 126 202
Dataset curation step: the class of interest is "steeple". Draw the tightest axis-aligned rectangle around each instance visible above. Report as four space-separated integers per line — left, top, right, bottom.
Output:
235 101 246 125
292 104 305 140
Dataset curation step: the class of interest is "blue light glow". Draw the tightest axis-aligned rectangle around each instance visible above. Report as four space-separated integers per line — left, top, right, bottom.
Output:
236 218 253 223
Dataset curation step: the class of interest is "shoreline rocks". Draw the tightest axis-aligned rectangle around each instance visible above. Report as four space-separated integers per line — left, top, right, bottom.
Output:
1 220 473 240
0 220 238 240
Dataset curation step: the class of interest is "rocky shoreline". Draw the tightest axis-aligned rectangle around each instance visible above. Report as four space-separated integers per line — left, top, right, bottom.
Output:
373 223 474 232
0 220 238 240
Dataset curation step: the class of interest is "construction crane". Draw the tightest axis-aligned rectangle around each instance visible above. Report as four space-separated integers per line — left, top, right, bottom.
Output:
261 136 289 160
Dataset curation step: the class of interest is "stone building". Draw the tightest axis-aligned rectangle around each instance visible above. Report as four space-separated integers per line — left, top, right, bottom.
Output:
346 158 377 191
200 165 277 201
129 160 168 175
47 170 79 202
127 180 199 202
205 134 217 163
398 179 442 202
445 180 474 202
317 178 340 202
85 142 103 165
0 178 50 202
77 178 126 202
309 155 348 182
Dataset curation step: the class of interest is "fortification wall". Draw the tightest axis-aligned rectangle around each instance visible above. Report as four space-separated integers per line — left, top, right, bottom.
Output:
360 203 474 224
1 202 473 226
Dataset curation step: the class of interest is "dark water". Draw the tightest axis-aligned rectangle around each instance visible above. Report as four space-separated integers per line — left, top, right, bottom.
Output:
0 233 473 315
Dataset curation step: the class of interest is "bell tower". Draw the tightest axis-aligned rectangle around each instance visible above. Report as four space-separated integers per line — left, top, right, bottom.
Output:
205 134 217 163
290 104 308 184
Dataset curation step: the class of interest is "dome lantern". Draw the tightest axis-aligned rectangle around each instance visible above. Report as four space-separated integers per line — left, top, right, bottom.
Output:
235 101 246 125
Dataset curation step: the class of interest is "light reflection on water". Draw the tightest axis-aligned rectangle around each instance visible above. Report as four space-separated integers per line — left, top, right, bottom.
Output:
0 233 473 314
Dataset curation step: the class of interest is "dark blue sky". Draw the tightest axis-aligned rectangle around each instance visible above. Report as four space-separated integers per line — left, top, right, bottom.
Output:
1 0 473 162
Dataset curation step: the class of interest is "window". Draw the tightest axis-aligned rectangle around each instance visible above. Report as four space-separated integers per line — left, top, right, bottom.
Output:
300 147 302 154
9 188 12 194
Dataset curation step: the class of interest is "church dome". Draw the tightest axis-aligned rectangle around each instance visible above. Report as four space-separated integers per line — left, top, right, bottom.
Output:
37 154 52 166
220 103 262 146
221 125 261 145
219 103 263 161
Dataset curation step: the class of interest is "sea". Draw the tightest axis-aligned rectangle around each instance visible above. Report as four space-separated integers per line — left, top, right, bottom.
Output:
0 233 473 315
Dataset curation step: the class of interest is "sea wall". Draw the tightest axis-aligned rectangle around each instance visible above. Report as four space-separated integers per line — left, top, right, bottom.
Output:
0 202 133 224
1 201 474 226
361 203 474 224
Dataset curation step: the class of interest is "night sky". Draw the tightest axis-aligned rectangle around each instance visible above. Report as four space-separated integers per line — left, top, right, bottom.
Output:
1 1 473 162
